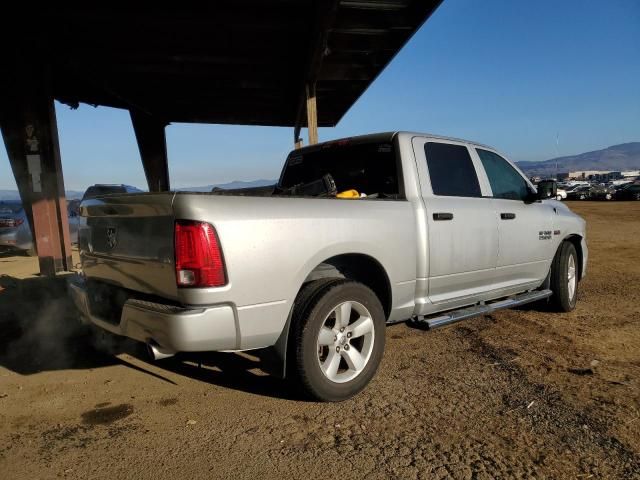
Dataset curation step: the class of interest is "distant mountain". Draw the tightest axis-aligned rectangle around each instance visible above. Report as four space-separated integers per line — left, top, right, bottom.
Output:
517 142 640 177
0 180 276 201
176 179 276 192
0 189 84 201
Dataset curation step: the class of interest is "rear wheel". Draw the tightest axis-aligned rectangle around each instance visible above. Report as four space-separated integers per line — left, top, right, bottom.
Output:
291 280 385 402
549 241 578 312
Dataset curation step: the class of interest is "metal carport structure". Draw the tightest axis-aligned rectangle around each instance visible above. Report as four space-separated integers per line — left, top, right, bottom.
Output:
0 1 441 276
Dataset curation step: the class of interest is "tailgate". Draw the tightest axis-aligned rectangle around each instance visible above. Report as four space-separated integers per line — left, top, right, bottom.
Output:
79 193 178 300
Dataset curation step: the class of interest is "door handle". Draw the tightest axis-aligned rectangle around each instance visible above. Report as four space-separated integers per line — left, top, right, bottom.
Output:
500 213 516 220
433 212 454 221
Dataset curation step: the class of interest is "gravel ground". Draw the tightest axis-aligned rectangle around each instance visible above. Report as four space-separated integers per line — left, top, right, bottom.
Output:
0 202 639 479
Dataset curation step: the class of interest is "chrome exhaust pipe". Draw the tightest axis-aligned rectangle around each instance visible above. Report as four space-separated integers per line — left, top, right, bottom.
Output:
146 342 175 361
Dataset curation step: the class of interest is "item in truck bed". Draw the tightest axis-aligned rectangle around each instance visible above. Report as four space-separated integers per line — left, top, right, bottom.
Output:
286 173 337 197
336 189 360 198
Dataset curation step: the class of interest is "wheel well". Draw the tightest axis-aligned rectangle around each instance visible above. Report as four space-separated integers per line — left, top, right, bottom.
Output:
303 254 392 319
564 235 584 280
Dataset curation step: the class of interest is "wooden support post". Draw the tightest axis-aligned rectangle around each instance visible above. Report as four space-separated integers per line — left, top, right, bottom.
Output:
130 110 170 192
293 124 303 149
306 84 318 145
0 61 73 275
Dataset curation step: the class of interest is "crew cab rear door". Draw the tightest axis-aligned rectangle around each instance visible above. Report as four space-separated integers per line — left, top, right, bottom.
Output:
412 138 499 307
472 148 555 289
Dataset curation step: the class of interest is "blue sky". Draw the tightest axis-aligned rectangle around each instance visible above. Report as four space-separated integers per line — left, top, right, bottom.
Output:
1 0 639 190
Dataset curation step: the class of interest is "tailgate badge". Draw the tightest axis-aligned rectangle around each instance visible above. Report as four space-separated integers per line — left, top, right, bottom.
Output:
106 227 118 249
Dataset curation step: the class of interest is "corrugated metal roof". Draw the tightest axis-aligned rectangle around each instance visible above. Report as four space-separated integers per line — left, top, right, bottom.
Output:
1 1 442 127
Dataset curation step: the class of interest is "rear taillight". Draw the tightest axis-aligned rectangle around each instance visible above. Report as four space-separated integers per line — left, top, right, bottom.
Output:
0 218 22 228
174 220 226 288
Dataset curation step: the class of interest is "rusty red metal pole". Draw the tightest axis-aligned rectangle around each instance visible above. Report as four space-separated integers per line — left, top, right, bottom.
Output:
0 60 72 275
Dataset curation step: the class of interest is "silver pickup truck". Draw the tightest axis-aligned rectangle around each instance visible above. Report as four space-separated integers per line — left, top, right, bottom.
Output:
69 132 587 401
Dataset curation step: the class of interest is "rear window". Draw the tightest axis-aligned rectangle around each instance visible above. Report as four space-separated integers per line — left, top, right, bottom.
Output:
424 142 481 197
0 202 23 214
279 140 401 198
81 185 142 201
82 186 126 201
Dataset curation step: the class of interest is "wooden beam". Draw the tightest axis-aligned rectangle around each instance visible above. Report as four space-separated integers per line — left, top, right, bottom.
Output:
130 110 170 192
306 84 318 145
292 0 340 139
0 59 73 275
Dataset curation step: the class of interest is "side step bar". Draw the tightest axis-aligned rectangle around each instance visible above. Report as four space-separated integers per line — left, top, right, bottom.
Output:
410 289 552 330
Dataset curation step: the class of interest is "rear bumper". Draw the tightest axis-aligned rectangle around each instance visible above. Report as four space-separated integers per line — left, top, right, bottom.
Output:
68 276 237 354
0 231 30 250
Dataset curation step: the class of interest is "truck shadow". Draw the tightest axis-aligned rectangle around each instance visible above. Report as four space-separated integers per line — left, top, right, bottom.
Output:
0 274 305 400
154 352 308 401
0 274 119 375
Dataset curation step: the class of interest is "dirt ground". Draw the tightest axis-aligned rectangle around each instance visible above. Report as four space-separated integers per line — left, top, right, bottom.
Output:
0 202 639 479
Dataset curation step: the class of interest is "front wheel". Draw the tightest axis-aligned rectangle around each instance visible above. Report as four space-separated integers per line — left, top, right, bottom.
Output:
291 280 386 402
549 241 579 312
556 194 563 201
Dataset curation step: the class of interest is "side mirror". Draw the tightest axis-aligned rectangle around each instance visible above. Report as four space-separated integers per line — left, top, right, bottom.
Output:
536 180 557 200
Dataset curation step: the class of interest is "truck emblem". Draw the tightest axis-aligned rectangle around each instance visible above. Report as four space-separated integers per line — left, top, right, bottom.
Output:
106 227 118 249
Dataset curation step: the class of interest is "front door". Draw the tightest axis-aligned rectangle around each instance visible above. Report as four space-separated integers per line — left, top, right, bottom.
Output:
473 148 555 289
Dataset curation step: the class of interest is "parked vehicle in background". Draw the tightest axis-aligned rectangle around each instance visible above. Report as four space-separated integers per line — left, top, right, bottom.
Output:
0 200 79 255
81 184 143 201
69 132 588 401
565 185 592 200
565 185 614 201
0 202 33 254
590 185 615 201
614 183 640 201
556 188 567 201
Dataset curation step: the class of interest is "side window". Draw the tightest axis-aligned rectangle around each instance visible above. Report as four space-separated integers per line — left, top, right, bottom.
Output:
476 149 530 201
424 142 481 197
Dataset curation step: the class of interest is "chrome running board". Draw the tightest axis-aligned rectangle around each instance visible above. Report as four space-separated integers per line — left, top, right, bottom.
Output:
410 289 553 330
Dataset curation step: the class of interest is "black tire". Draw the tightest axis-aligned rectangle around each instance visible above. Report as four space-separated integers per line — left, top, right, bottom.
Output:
291 280 386 402
549 242 579 312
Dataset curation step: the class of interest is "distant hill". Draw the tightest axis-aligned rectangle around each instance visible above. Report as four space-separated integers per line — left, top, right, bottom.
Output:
0 180 275 200
517 142 640 177
0 189 84 201
176 179 276 192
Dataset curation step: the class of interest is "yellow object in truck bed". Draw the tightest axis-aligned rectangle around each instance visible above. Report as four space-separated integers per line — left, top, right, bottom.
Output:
336 189 360 198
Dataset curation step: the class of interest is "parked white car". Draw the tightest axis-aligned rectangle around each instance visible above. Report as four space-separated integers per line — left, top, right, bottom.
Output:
556 188 567 201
